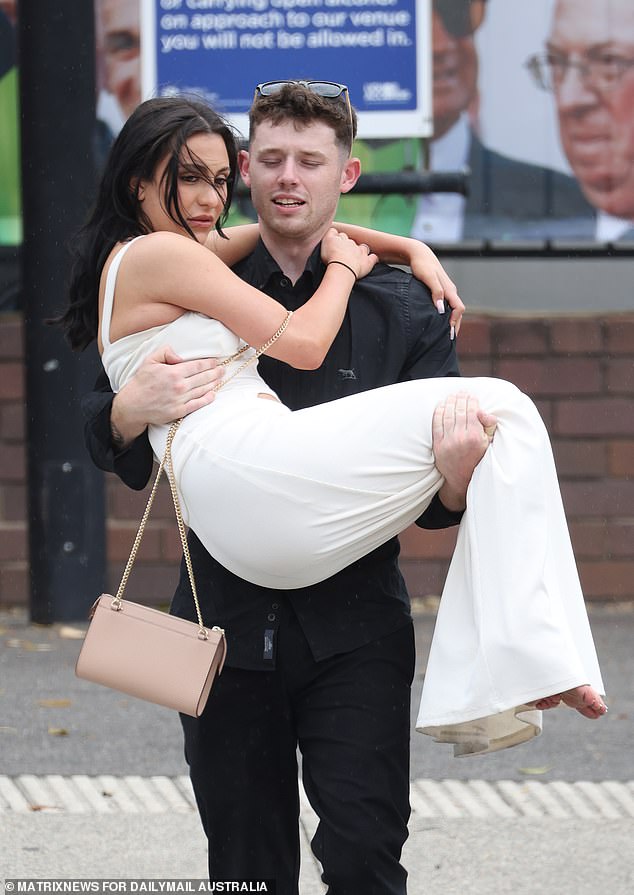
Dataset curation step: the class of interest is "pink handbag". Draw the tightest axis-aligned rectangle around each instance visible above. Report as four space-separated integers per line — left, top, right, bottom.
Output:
76 420 226 717
76 311 295 715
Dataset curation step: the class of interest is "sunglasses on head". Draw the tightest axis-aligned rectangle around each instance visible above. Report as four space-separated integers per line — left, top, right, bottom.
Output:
254 79 354 134
434 0 486 39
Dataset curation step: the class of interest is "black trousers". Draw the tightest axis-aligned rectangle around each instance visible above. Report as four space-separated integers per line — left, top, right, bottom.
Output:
180 610 415 895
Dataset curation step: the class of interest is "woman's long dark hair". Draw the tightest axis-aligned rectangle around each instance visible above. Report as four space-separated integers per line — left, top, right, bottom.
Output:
60 96 239 350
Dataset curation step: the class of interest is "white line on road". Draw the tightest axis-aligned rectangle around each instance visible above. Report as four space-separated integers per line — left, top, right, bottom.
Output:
1 776 634 819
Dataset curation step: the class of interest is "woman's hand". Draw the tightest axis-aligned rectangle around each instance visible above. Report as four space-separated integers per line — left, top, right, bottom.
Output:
408 241 465 338
331 222 465 337
321 227 378 280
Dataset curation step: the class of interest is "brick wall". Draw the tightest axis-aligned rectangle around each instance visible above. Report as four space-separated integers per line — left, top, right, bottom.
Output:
0 314 28 603
1 311 633 608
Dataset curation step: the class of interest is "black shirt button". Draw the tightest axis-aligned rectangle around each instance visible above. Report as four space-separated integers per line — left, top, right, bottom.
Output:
267 613 276 622
271 603 280 610
280 277 291 288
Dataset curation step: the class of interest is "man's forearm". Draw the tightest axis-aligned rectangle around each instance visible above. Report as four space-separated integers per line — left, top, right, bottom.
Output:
110 390 151 450
436 479 468 514
82 386 155 489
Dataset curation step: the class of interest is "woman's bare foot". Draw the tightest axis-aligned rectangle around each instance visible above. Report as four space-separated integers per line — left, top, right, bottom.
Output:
532 685 607 719
532 694 562 710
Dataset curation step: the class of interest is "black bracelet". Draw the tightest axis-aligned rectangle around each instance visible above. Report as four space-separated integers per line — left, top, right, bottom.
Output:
327 260 357 281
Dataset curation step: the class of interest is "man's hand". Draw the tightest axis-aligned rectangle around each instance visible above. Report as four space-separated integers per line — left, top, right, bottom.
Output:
110 346 224 449
432 392 497 512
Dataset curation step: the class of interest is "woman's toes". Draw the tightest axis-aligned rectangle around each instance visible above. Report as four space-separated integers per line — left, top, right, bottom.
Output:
532 695 562 710
561 685 607 719
530 686 607 718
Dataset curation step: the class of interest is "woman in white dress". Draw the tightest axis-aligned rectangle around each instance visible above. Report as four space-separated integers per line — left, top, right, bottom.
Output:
59 96 606 754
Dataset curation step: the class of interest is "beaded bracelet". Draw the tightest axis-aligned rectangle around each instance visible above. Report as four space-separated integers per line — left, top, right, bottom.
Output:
327 260 357 281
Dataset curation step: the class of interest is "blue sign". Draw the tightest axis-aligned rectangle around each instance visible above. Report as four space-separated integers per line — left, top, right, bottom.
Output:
141 0 432 139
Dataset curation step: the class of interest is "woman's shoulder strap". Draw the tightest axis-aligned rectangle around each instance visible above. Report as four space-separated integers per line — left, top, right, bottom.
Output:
101 236 145 349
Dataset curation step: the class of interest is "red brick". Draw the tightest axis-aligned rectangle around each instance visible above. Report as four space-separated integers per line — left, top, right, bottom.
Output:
0 563 29 605
106 562 179 606
399 524 458 560
107 522 163 562
107 479 173 520
608 440 634 476
533 399 553 430
0 363 25 401
0 403 26 441
497 358 601 397
553 440 607 477
106 480 145 518
605 358 634 394
550 319 603 355
0 484 27 521
456 317 492 357
569 521 607 558
491 320 549 356
554 398 634 436
560 479 634 516
459 358 493 378
161 526 185 563
605 316 634 354
0 316 24 360
0 523 28 561
0 444 26 482
578 561 634 598
569 520 634 560
605 521 634 557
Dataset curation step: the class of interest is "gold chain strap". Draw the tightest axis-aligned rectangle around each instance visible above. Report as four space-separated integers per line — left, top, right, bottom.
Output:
111 418 207 632
111 309 294 636
211 309 294 393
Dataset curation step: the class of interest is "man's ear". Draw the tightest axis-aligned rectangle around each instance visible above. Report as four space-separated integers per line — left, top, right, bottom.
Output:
238 149 251 187
340 156 361 194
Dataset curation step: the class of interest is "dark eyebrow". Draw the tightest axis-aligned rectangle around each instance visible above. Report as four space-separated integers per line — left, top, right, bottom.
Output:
255 147 328 161
179 161 231 177
546 39 626 55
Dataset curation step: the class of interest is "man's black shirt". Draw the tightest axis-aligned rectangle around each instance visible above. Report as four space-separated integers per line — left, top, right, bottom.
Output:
82 241 461 669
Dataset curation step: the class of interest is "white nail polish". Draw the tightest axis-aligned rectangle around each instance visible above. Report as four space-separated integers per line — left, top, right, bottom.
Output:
450 325 455 341
436 299 445 314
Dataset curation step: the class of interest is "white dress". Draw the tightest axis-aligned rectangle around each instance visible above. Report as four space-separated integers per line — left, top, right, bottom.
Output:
102 239 605 754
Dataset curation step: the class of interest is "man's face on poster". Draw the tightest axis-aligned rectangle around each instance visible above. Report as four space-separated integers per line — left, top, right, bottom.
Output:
431 0 485 138
0 0 16 25
550 0 634 219
100 0 141 120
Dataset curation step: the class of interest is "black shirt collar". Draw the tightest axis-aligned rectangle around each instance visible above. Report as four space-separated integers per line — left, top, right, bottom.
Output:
235 238 323 293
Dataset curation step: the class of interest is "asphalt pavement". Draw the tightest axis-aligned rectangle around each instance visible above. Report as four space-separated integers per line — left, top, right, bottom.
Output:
1 603 633 894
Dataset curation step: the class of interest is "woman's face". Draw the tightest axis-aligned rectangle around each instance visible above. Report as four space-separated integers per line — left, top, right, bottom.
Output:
138 132 231 243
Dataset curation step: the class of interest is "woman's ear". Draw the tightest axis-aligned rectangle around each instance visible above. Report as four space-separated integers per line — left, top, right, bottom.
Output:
130 179 144 201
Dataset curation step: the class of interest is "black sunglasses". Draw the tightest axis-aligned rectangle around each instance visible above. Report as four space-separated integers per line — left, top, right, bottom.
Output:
435 0 486 39
253 79 354 132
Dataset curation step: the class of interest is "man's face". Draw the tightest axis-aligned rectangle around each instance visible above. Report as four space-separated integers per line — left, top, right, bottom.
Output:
100 0 141 120
239 119 359 245
550 0 634 219
431 6 479 138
